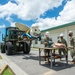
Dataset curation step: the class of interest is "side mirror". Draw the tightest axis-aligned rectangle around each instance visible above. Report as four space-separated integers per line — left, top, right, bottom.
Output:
2 34 5 41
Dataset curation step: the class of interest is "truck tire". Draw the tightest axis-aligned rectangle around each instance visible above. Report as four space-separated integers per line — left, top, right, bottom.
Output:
23 42 30 54
1 43 5 53
6 42 13 55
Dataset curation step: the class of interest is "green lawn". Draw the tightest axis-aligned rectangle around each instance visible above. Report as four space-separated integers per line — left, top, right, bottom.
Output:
0 55 2 59
2 67 14 75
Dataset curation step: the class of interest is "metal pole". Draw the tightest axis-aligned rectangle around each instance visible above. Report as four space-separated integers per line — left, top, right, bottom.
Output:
39 48 41 65
50 49 52 68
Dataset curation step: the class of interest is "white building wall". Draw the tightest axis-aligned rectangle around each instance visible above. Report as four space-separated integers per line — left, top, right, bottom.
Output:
47 25 75 46
31 24 75 47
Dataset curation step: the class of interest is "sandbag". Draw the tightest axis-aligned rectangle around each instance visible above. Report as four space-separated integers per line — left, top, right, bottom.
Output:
54 43 66 48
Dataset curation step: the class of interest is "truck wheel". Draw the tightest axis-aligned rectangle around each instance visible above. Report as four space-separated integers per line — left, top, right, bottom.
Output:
6 42 13 55
1 43 5 53
23 42 30 54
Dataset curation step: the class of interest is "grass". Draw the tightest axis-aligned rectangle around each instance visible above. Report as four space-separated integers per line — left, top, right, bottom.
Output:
0 55 2 59
2 67 14 75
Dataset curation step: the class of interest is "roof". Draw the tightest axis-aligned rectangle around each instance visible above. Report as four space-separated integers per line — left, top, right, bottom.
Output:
6 27 19 30
41 21 75 33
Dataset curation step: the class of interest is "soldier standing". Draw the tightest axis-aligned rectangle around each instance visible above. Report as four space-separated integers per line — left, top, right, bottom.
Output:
58 33 67 56
44 31 53 63
68 31 75 64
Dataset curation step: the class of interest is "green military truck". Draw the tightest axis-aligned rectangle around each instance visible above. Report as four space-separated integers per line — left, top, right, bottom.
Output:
1 27 31 55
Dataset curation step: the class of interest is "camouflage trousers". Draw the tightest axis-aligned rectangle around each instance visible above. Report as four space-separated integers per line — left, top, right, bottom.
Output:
70 49 75 61
44 49 50 62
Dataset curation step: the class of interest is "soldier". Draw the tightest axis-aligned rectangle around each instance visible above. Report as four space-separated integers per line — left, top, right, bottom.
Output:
44 31 53 63
58 33 67 57
57 36 61 43
68 31 75 64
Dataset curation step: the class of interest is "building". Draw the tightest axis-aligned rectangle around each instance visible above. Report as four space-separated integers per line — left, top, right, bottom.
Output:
41 21 75 45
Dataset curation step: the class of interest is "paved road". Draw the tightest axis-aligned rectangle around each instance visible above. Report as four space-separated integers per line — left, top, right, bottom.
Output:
2 49 75 75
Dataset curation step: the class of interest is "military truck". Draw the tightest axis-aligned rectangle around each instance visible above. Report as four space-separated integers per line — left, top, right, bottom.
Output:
1 23 41 55
1 27 31 55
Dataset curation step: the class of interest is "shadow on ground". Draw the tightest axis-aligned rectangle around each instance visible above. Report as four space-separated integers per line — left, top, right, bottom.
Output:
7 52 36 57
23 54 75 71
41 61 75 71
7 51 75 71
23 54 40 61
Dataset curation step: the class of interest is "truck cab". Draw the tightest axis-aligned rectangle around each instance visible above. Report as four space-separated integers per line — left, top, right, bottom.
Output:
1 27 31 55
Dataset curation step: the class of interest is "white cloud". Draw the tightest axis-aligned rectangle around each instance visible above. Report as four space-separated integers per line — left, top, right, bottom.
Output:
6 16 13 22
14 0 63 20
0 1 17 18
0 0 63 20
6 16 16 27
32 0 75 30
0 24 6 28
58 0 75 22
10 22 16 27
32 18 57 30
0 0 75 30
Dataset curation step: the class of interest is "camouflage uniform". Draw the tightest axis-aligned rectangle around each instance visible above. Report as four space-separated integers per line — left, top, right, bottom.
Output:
70 36 75 60
58 38 67 56
44 37 53 61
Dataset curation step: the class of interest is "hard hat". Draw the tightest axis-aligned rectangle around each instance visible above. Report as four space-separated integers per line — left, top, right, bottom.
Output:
69 31 73 34
45 31 50 35
60 33 64 37
45 31 50 36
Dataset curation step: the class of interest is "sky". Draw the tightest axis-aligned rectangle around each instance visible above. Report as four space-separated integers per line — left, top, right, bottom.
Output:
0 0 75 42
